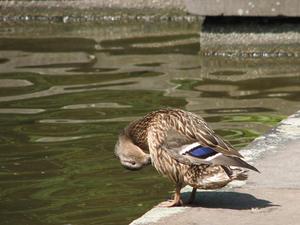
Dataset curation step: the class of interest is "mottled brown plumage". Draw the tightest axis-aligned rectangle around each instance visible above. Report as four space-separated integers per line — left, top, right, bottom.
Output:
115 108 258 206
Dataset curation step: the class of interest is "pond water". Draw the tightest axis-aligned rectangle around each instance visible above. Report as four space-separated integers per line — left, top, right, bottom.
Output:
0 22 300 225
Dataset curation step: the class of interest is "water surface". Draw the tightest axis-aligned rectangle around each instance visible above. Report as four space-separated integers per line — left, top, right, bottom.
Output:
0 22 299 225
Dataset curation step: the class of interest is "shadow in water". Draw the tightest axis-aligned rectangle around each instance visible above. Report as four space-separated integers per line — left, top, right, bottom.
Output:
182 191 277 210
203 16 300 33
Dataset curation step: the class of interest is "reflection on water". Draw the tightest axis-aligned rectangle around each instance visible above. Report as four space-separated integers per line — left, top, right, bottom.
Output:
0 22 299 225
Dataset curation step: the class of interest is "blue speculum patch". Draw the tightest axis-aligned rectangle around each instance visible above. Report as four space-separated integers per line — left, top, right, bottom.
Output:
188 146 217 158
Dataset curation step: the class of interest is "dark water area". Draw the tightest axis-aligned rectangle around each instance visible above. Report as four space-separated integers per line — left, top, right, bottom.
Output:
0 22 299 225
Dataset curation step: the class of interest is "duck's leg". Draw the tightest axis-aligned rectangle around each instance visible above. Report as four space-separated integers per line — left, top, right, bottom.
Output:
172 185 183 206
187 187 197 204
158 185 183 207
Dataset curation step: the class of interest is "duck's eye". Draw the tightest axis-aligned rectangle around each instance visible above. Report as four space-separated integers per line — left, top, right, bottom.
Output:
123 160 136 165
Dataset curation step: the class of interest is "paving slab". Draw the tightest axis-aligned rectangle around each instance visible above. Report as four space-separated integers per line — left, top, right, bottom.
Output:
153 188 300 225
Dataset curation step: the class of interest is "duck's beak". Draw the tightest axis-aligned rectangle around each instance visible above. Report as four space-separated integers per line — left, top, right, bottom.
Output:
120 155 151 171
121 160 145 171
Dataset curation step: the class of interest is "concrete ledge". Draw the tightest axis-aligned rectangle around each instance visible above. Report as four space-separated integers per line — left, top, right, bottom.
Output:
0 0 200 22
186 0 300 17
0 0 186 10
130 110 300 225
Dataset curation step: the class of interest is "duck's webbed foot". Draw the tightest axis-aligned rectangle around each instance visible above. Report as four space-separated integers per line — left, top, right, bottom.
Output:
157 185 183 207
158 198 183 207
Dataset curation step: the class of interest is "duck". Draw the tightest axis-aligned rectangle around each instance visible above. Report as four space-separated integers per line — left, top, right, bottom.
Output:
115 108 259 207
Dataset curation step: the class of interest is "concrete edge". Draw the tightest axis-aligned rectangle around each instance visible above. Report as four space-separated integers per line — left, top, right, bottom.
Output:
130 110 300 225
0 0 187 10
0 0 200 23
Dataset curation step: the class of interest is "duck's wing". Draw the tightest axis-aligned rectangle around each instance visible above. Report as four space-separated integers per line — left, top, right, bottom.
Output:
165 138 258 172
160 113 259 172
162 111 242 156
187 112 244 157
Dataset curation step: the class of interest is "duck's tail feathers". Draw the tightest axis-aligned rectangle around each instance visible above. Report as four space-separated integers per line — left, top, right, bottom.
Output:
232 168 248 180
210 154 260 173
221 165 248 180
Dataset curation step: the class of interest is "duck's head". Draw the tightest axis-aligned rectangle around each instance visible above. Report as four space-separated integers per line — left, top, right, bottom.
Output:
114 134 151 170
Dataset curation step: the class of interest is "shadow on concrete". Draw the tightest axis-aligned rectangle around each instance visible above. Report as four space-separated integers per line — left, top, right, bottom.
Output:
182 191 278 210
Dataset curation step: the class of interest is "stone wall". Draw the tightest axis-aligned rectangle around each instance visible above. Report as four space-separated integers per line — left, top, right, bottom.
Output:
186 0 300 17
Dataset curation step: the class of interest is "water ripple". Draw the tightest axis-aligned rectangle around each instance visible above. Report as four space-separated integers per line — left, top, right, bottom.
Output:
39 116 139 124
0 79 33 87
61 102 131 110
34 134 103 143
0 108 45 114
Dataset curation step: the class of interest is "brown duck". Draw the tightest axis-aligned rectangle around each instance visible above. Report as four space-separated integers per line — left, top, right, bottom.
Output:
115 108 259 207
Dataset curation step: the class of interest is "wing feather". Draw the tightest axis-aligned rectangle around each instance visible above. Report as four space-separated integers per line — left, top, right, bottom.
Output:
168 111 243 158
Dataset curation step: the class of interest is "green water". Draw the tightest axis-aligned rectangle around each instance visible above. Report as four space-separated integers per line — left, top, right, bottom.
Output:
0 22 300 225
